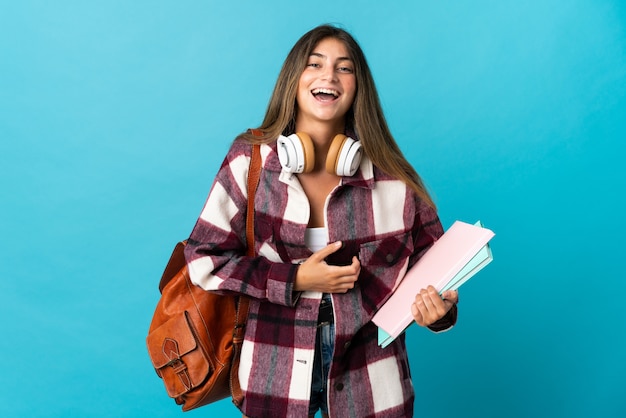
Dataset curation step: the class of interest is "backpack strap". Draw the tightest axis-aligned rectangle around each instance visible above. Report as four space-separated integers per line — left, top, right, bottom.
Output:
231 132 262 408
246 143 262 255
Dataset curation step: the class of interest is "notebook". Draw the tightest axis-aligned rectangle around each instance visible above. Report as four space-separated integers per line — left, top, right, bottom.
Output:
372 220 495 348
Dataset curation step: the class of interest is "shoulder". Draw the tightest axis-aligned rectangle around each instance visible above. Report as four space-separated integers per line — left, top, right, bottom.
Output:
220 134 260 168
220 134 283 177
227 135 254 158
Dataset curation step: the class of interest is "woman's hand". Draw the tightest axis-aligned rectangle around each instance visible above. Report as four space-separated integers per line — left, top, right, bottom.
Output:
411 286 458 327
294 241 360 293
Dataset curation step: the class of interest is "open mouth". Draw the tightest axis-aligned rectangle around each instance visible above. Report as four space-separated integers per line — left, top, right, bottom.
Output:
312 88 340 101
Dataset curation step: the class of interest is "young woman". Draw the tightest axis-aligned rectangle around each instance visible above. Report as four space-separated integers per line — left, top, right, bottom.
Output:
185 24 458 418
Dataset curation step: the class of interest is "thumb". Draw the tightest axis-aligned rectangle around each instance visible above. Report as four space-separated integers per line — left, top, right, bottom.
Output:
311 241 343 261
441 290 459 304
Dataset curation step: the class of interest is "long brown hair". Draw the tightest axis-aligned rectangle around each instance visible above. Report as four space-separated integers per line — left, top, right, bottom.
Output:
242 24 435 209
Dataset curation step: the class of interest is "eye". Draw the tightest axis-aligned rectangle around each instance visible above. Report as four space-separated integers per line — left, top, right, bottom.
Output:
337 66 354 73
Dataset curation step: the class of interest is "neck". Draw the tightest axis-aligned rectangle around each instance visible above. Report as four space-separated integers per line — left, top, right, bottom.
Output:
295 120 344 148
294 116 347 172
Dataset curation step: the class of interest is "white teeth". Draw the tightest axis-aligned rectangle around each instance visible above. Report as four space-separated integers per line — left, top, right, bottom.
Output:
312 88 339 97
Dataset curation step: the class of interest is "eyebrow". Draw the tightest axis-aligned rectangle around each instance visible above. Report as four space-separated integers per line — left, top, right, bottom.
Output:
309 52 352 62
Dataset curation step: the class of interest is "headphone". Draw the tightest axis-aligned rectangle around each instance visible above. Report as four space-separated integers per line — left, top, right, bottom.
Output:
277 132 363 176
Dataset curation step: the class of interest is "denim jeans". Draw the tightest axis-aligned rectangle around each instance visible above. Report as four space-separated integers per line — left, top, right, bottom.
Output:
308 296 335 416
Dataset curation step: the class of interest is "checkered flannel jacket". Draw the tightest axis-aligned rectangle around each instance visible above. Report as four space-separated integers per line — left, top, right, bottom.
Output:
185 136 455 418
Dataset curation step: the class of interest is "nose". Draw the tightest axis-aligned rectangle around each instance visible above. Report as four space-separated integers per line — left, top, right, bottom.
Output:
321 65 337 82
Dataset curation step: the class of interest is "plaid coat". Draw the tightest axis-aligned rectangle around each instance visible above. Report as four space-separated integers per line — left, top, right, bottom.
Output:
185 136 453 418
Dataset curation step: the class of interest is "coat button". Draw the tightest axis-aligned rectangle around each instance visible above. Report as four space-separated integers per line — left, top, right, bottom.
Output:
386 253 394 263
344 341 351 350
335 383 344 391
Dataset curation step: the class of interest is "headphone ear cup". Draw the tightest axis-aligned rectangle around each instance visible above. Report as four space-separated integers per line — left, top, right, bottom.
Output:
325 134 347 174
277 133 315 173
295 132 315 173
326 134 362 176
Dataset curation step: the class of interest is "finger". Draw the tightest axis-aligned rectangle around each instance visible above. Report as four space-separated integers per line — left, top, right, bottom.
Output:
411 303 424 325
350 255 361 270
413 293 430 319
311 241 343 261
333 270 359 292
339 280 356 292
417 288 446 324
441 290 459 304
327 256 360 280
419 288 438 314
413 300 435 326
340 255 361 276
425 286 446 309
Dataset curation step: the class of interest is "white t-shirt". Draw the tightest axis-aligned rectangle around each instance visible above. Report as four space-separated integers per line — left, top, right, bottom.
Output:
304 227 328 253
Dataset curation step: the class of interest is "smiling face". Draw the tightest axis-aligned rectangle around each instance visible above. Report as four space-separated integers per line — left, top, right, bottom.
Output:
295 37 357 133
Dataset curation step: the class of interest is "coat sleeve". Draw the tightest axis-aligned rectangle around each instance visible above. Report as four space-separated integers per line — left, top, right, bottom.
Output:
183 139 299 307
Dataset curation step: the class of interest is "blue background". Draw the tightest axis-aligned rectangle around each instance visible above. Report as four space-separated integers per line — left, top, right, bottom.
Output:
1 1 625 417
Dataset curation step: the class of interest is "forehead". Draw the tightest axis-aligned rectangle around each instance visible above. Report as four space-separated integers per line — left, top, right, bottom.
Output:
310 37 352 59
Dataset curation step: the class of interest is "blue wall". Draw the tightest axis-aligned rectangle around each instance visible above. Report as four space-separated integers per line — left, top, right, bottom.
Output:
1 1 625 417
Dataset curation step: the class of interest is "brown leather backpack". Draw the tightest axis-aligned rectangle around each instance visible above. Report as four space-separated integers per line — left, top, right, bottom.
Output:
146 142 261 411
